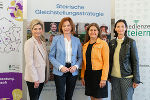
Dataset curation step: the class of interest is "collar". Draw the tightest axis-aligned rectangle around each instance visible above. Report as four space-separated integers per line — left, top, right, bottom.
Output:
83 38 102 46
117 36 125 41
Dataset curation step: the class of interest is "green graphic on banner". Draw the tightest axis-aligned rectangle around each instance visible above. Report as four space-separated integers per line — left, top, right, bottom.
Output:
128 20 150 37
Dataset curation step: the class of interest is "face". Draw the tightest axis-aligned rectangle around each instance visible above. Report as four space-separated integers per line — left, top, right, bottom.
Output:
32 24 43 38
88 26 99 39
101 27 106 32
62 21 72 34
49 35 54 42
85 26 88 31
115 22 127 36
50 24 57 32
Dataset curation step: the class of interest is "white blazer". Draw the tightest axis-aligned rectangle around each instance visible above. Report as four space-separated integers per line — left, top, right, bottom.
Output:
24 36 49 83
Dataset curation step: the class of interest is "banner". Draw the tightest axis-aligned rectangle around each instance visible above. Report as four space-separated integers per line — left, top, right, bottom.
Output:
115 0 150 99
0 0 23 99
27 0 111 100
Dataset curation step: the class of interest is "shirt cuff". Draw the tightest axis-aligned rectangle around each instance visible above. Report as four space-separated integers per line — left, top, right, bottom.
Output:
74 65 79 69
59 65 64 71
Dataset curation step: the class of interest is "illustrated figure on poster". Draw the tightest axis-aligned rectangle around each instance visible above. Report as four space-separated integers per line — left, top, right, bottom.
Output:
81 23 109 100
49 22 59 36
7 0 23 21
78 23 89 44
24 19 49 100
12 89 22 100
45 22 60 50
109 19 140 100
45 22 60 81
81 23 89 35
49 17 82 100
100 25 110 43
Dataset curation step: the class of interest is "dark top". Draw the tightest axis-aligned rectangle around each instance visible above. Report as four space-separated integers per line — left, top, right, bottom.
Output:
86 43 95 70
109 36 140 83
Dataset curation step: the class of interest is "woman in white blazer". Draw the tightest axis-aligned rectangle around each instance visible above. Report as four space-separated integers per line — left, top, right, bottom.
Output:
49 17 82 100
24 19 49 100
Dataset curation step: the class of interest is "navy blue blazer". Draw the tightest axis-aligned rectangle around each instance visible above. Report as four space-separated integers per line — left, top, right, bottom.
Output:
49 35 82 76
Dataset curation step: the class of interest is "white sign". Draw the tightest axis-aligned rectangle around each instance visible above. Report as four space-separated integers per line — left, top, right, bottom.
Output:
27 0 111 100
0 0 23 73
115 0 150 99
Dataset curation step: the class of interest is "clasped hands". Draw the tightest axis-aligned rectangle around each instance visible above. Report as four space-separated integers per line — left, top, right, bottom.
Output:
61 66 77 73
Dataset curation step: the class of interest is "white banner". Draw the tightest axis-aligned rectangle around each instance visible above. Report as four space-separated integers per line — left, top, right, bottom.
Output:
0 0 23 99
27 0 111 100
27 0 110 26
0 0 23 73
115 0 150 99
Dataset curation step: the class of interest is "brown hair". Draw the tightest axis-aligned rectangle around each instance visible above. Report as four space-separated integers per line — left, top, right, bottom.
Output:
84 23 101 44
50 22 57 27
58 17 75 34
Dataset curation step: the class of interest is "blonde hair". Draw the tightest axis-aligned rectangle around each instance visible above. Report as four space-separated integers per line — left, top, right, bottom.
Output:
30 19 44 31
29 19 45 42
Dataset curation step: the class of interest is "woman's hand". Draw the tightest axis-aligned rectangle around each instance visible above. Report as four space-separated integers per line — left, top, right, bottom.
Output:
81 78 85 86
61 66 69 73
69 66 77 73
34 81 39 88
44 80 48 83
99 80 106 88
133 82 139 88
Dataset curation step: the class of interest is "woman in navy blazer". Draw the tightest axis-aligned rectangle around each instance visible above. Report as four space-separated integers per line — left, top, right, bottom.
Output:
49 17 82 100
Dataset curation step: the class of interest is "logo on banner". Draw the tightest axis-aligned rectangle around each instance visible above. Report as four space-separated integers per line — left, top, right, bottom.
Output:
7 0 23 21
128 20 150 37
9 65 21 72
0 89 22 100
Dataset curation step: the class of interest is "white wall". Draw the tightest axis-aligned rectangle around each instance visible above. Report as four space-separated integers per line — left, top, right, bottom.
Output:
111 0 115 19
23 0 27 19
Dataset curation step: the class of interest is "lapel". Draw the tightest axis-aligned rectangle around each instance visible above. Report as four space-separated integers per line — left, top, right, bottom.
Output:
60 35 65 52
32 37 45 60
83 40 89 52
71 35 75 53
60 35 75 54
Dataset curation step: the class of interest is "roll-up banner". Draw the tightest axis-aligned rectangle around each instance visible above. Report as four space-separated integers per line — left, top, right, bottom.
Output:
0 0 23 100
115 0 150 99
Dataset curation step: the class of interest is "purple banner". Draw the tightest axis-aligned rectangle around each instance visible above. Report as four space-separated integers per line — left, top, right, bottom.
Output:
0 72 22 100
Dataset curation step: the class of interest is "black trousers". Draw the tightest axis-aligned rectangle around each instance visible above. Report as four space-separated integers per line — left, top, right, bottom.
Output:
26 81 44 100
54 63 78 100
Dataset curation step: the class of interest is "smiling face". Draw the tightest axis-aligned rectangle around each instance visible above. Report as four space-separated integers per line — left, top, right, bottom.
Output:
115 22 127 38
62 21 72 34
32 24 43 38
50 24 57 32
88 26 99 39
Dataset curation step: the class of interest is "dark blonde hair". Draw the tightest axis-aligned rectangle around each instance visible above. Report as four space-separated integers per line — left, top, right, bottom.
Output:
30 19 44 31
58 17 75 34
30 19 45 42
84 23 101 44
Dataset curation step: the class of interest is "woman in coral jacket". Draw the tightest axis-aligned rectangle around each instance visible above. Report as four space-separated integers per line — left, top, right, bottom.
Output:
81 23 109 100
